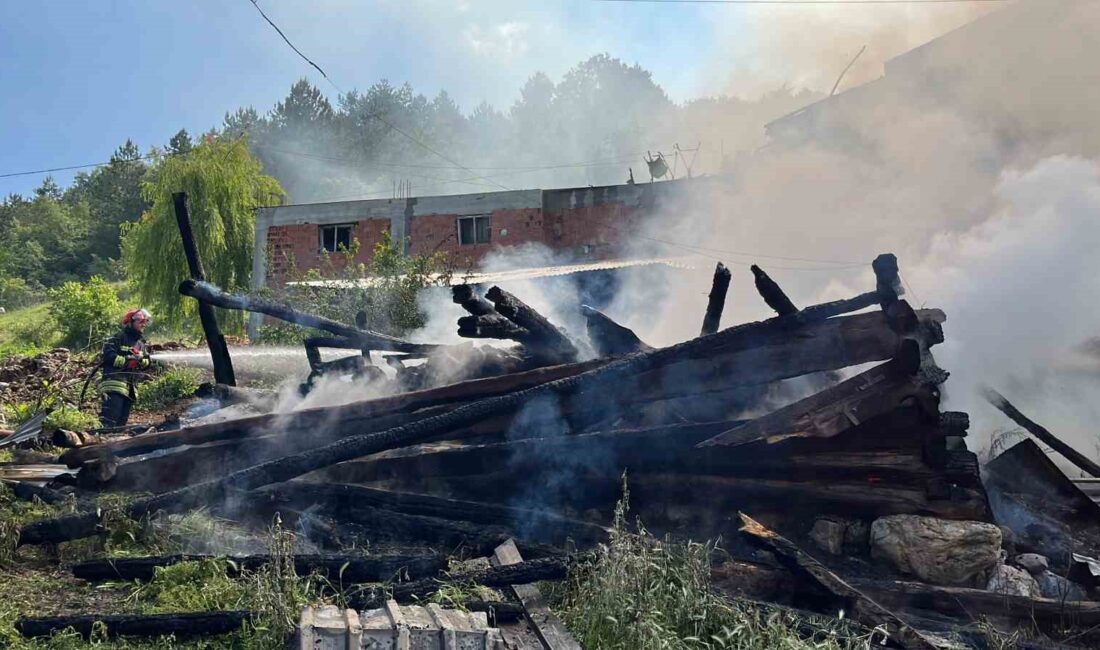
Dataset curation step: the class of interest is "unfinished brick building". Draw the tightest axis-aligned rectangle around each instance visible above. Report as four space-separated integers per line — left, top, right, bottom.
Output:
251 178 695 290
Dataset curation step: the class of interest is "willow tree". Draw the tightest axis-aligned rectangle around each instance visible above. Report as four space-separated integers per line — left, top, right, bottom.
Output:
121 137 284 332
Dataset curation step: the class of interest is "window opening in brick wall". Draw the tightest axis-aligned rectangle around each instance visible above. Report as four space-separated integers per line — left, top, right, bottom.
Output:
457 215 491 245
320 223 354 253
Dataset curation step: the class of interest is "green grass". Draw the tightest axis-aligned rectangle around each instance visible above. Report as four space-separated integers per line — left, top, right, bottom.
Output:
134 368 201 412
551 483 875 650
0 302 58 356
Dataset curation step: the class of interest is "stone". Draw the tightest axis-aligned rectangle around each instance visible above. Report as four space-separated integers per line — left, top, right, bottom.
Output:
986 564 1041 598
810 518 847 555
1014 553 1050 576
870 515 1002 586
843 519 870 553
1035 571 1088 601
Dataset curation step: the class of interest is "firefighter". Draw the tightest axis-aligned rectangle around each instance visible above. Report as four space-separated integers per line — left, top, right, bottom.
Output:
98 308 152 428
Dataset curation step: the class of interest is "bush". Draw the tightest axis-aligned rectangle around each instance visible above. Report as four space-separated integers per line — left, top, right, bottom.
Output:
0 277 41 310
47 276 121 350
135 367 202 411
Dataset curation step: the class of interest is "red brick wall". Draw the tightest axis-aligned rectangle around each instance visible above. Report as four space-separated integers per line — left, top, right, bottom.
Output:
266 218 390 284
264 202 640 285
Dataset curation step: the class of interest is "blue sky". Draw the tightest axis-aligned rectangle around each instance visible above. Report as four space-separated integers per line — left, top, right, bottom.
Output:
0 0 722 196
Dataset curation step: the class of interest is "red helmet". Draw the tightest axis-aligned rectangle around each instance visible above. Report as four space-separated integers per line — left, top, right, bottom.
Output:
122 308 152 326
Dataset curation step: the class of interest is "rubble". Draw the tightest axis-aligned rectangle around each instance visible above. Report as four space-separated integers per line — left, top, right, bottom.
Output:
6 251 1100 647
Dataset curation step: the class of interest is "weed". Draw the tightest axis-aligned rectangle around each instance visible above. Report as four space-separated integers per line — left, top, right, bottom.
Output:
553 479 873 649
134 367 201 411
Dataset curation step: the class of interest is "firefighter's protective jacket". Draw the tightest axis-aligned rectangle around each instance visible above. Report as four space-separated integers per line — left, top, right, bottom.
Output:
98 326 149 400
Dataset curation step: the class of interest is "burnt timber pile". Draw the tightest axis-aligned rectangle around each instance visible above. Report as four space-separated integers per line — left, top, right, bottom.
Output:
10 253 1100 648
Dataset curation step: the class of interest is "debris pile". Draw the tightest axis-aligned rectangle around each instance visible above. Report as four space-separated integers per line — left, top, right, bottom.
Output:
6 253 1100 648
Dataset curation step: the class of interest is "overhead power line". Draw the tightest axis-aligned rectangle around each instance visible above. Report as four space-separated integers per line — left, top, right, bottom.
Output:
0 153 159 180
244 0 513 191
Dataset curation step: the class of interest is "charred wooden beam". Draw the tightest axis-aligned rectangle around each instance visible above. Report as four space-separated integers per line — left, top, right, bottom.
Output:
351 556 570 609
580 305 651 356
17 611 250 640
873 253 903 308
25 287 939 545
173 192 236 386
275 482 607 546
853 578 1100 628
72 552 446 583
982 387 1100 478
456 313 530 341
452 284 496 316
701 262 732 335
486 286 579 361
750 265 798 316
59 358 610 468
697 342 929 448
492 539 581 650
251 482 566 557
738 513 939 650
178 278 434 354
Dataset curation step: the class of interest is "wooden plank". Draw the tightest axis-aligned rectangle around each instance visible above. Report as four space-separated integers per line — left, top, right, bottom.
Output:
492 539 581 650
17 611 249 639
698 345 931 448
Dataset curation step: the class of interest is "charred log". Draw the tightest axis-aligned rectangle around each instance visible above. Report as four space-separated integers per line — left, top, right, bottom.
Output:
580 305 651 356
701 262 732 336
750 265 798 316
17 611 249 640
350 556 570 609
72 552 446 583
485 286 579 361
178 278 433 354
452 284 496 316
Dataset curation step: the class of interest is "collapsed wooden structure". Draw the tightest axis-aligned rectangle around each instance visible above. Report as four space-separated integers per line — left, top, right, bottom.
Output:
9 251 1100 648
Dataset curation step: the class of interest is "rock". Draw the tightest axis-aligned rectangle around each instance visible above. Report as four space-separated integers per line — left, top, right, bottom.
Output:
1014 553 1050 576
1035 571 1088 601
810 516 870 555
986 564 1041 597
998 526 1017 558
870 515 1002 586
810 518 846 555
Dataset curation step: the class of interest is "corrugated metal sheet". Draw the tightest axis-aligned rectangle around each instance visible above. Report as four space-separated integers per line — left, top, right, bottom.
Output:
287 256 699 289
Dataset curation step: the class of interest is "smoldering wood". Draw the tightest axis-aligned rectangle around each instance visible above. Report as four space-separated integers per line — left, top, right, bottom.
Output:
24 282 941 545
697 342 930 448
16 610 250 640
853 579 1100 628
5 480 72 505
485 285 579 361
350 556 570 609
939 411 969 437
269 482 607 546
983 387 1100 478
457 313 530 341
464 601 525 624
452 284 496 316
71 552 447 583
873 253 903 308
60 358 611 469
580 305 651 356
178 278 434 355
492 539 582 650
173 192 236 386
738 513 939 650
701 262 732 336
250 482 566 557
983 438 1100 568
750 265 798 316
